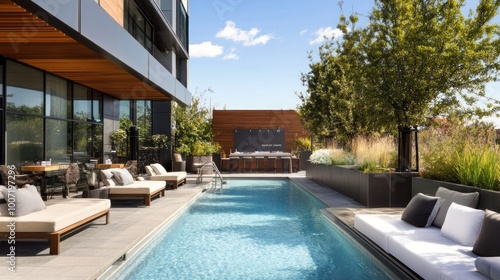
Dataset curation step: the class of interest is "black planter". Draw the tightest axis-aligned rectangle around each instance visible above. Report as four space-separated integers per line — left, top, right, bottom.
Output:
306 164 416 207
299 151 312 171
412 177 500 212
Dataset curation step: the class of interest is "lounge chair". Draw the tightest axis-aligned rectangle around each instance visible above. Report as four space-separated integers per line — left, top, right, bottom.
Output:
99 167 166 206
145 163 187 189
0 185 110 255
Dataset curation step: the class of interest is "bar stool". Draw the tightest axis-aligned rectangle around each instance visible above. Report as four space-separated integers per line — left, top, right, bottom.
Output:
242 156 252 173
229 157 239 173
255 156 265 173
281 156 291 173
267 156 277 173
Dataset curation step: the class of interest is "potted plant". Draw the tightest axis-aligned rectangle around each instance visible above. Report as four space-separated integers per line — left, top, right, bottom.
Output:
183 141 221 173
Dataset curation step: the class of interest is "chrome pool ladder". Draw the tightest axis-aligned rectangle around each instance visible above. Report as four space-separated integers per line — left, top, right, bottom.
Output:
196 161 225 189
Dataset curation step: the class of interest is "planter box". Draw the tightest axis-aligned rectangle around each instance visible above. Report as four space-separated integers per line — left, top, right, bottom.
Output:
299 151 312 171
412 177 500 213
306 164 416 207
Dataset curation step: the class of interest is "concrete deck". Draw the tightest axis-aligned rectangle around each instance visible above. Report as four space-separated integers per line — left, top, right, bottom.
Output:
0 171 401 279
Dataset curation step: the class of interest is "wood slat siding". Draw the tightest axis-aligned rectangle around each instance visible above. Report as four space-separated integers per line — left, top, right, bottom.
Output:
213 110 309 155
100 0 124 26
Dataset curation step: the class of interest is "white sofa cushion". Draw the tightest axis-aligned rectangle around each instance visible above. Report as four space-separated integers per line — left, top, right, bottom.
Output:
389 225 483 280
441 202 484 246
354 214 432 251
475 257 500 280
0 198 110 232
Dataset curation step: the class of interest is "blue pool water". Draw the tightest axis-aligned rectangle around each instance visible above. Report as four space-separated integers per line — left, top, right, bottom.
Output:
112 179 392 280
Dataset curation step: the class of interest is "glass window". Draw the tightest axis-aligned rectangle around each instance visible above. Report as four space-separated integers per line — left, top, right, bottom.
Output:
73 84 92 121
6 60 43 115
6 113 43 165
73 122 92 162
46 74 71 119
119 100 131 119
137 100 152 146
46 119 71 163
92 91 102 123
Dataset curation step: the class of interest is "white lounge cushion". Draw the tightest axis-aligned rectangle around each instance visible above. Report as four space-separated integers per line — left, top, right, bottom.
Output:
145 166 155 176
149 171 187 181
151 163 168 175
441 202 484 246
107 180 165 195
0 198 110 232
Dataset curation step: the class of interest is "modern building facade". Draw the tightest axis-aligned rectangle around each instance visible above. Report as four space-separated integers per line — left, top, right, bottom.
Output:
0 0 190 168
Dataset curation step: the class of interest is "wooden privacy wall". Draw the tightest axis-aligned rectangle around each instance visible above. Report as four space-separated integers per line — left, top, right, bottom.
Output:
213 110 309 155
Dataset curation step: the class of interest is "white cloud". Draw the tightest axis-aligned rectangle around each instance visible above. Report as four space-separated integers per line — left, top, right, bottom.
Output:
216 21 272 46
300 29 308 36
189 41 224 58
223 48 239 60
309 27 343 45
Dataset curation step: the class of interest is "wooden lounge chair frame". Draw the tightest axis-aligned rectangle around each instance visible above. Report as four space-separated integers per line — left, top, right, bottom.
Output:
108 187 165 206
0 209 109 255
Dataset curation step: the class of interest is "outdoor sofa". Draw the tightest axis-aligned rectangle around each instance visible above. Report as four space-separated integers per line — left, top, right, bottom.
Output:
354 187 500 280
145 163 187 189
0 185 110 255
99 168 166 206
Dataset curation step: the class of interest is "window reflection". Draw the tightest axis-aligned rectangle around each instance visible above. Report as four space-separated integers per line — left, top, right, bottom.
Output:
46 119 71 163
6 61 43 115
46 74 71 119
73 84 92 121
6 113 43 165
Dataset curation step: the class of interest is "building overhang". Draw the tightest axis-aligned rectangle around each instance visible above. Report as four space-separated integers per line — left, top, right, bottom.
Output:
0 0 191 105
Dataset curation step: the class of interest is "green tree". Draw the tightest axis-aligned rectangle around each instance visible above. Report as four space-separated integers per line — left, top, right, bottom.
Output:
172 90 218 156
299 0 500 169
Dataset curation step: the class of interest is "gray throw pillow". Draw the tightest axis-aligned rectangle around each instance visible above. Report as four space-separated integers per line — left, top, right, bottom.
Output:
111 169 135 186
401 193 442 227
473 210 500 257
433 187 479 228
0 185 46 217
475 257 500 280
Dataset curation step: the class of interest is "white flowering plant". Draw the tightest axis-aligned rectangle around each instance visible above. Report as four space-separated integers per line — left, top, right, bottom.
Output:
309 149 354 165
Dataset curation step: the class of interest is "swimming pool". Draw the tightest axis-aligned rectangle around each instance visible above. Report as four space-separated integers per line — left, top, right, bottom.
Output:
109 179 394 279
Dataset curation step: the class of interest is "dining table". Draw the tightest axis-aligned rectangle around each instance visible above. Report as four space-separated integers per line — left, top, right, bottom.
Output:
228 152 294 173
21 165 66 201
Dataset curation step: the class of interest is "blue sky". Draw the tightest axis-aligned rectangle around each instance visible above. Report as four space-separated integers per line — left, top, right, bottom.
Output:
187 0 500 125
